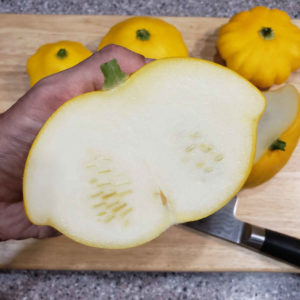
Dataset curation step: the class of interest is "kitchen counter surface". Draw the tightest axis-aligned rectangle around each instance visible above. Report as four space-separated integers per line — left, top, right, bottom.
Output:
1 270 300 299
1 1 300 299
1 0 300 18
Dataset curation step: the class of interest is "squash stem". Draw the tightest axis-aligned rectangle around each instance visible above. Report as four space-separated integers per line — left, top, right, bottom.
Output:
259 27 275 40
136 29 151 41
269 139 286 151
100 59 129 90
57 48 68 59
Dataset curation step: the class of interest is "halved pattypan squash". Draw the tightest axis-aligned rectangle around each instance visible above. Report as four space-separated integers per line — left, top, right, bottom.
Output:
98 16 189 59
217 6 300 89
23 58 265 249
245 85 300 188
27 41 92 86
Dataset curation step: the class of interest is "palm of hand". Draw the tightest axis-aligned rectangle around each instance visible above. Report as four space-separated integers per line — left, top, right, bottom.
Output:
0 45 148 240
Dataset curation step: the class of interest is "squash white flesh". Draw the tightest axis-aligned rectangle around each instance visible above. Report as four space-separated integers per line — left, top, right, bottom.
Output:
24 58 265 248
255 85 299 162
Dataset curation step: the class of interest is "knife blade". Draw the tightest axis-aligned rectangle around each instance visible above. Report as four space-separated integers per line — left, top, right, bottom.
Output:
184 196 300 267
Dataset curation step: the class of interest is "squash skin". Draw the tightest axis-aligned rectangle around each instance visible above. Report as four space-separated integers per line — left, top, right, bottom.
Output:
217 6 300 89
27 41 92 87
98 17 189 59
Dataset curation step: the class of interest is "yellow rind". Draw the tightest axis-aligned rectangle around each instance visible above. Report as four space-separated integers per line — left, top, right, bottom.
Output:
44 217 173 250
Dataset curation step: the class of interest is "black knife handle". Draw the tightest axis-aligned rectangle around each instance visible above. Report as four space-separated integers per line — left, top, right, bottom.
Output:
260 229 300 267
241 224 300 267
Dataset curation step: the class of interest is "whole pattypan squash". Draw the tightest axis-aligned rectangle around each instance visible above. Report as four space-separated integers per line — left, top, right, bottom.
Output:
217 6 300 89
98 16 189 59
27 41 92 86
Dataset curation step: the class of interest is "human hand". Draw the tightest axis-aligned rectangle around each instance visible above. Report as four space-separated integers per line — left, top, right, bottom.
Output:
0 45 149 240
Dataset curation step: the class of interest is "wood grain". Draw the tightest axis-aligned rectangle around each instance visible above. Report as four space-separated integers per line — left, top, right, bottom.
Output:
0 14 299 272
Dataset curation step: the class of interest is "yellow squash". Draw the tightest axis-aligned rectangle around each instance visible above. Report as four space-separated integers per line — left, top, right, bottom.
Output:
217 6 300 88
27 41 92 86
23 58 265 249
98 16 189 59
245 85 300 188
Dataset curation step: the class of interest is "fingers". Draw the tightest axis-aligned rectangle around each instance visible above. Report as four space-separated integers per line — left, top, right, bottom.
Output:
0 202 60 240
0 45 150 240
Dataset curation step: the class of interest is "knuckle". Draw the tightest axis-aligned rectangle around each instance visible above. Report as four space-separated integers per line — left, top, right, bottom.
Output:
99 44 145 60
100 44 123 54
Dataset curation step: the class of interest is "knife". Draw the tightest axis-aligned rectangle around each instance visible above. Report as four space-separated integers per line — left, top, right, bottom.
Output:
184 196 300 267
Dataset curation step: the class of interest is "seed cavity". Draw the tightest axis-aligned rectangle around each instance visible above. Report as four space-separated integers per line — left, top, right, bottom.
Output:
96 182 111 187
93 202 105 208
204 166 213 173
86 164 95 168
214 154 223 161
105 215 115 223
113 203 127 213
86 151 134 223
106 201 120 209
185 144 196 152
179 132 223 178
116 190 132 198
90 191 104 198
116 182 131 187
89 178 97 184
102 192 117 199
196 161 204 168
121 208 133 217
97 211 106 216
200 144 212 152
190 132 200 138
98 169 111 174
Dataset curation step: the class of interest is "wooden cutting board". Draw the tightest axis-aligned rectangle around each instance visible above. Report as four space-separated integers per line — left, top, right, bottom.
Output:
0 14 299 272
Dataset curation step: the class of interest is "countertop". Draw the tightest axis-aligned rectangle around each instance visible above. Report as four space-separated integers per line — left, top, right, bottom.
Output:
0 0 300 299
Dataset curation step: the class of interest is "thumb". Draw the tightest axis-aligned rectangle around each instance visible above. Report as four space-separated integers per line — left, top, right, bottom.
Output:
2 45 149 137
40 44 150 99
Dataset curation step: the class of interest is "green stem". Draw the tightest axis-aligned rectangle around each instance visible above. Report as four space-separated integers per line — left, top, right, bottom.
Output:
269 139 286 151
56 48 68 59
136 29 151 41
259 27 275 40
100 59 129 90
